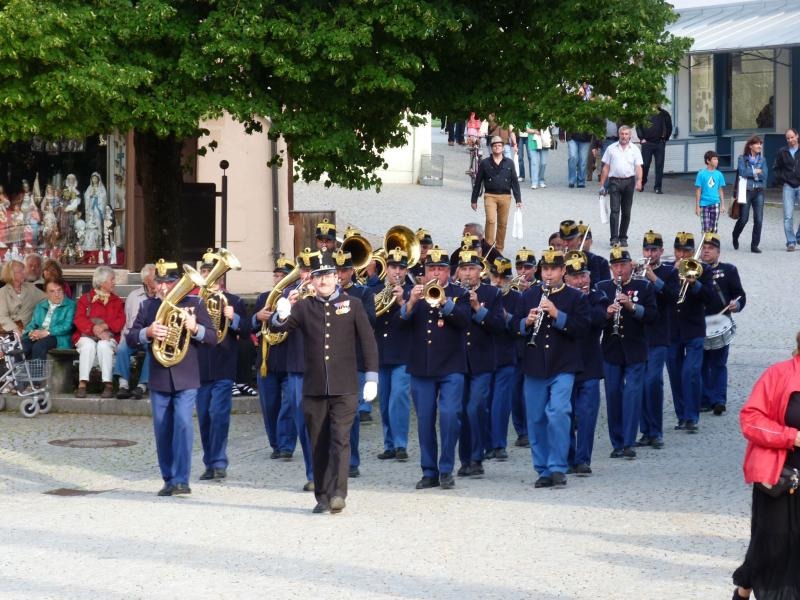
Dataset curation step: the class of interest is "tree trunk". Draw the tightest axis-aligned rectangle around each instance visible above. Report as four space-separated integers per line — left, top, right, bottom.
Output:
134 131 184 261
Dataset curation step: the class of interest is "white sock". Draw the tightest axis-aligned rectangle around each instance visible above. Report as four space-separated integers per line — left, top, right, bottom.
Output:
118 378 128 389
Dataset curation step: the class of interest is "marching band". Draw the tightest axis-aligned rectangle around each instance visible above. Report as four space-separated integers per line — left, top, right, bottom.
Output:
134 216 746 512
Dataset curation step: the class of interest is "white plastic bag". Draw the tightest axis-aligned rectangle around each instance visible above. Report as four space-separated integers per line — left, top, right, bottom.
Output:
598 192 609 224
512 207 524 239
737 176 748 204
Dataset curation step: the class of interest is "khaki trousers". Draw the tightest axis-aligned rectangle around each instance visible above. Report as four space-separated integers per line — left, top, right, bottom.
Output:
483 193 512 253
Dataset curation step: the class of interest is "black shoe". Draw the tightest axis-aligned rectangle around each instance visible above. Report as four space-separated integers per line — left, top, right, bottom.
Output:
213 468 227 479
651 438 665 449
568 183 575 189
131 386 145 400
270 450 281 459
551 472 567 487
577 184 586 188
415 476 440 490
359 412 373 423
635 435 652 447
495 448 509 461
377 449 397 460
622 447 637 460
395 448 408 461
484 449 496 460
609 449 625 459
312 502 330 514
751 247 762 254
330 496 346 514
534 476 553 488
457 464 470 477
574 463 592 476
280 451 293 461
157 484 174 497
303 481 315 492
515 435 530 448
468 462 485 478
732 236 739 250
199 468 215 480
349 466 360 478
713 403 726 416
172 483 192 495
655 188 663 195
675 420 686 430
440 473 455 489
685 420 699 433
116 386 131 400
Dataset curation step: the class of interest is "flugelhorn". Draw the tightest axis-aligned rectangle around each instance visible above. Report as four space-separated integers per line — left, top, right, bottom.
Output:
423 279 445 307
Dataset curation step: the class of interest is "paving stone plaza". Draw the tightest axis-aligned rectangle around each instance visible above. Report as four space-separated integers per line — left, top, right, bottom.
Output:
1 130 798 599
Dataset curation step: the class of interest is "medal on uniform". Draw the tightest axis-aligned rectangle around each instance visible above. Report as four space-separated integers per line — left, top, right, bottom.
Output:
437 318 444 328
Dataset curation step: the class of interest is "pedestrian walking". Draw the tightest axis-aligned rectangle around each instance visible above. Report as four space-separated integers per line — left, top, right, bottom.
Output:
773 128 800 251
732 136 767 253
598 126 643 246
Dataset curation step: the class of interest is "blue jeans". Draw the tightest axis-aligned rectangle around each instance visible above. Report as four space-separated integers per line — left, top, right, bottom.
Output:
511 367 527 438
411 373 464 478
523 373 575 476
529 149 549 186
702 345 730 409
567 140 591 186
603 362 645 450
349 372 366 468
113 339 150 385
490 364 515 450
151 388 196 485
378 365 411 452
257 371 296 452
568 378 601 467
287 373 314 481
667 337 704 423
196 378 233 469
459 372 493 465
641 346 668 440
782 184 800 246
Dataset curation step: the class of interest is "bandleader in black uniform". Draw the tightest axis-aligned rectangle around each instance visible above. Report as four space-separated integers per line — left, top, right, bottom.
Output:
269 250 379 514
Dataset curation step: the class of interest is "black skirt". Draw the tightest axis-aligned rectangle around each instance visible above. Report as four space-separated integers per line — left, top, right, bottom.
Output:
733 486 800 599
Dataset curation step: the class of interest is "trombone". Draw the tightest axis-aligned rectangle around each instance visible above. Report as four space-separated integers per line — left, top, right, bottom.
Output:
676 242 704 304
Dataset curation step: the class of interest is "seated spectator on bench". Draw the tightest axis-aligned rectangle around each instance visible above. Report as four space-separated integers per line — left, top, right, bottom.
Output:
115 263 157 399
0 259 45 336
24 253 44 286
72 266 125 399
22 279 76 360
42 259 73 298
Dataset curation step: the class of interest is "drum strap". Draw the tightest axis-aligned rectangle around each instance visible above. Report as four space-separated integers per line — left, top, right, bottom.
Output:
711 278 728 311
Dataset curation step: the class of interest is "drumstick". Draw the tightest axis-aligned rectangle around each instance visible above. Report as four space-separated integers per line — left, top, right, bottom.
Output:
717 296 742 315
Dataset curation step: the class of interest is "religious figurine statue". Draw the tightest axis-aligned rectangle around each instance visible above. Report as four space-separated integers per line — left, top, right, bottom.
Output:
83 172 107 251
25 199 41 247
62 174 81 212
17 179 34 213
74 211 86 248
41 196 59 249
103 204 114 252
10 204 24 246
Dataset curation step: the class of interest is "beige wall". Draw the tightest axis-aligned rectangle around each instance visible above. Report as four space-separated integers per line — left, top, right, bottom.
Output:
197 115 294 294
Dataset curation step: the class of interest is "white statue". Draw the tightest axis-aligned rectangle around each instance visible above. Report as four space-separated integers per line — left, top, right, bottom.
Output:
74 212 86 247
83 172 107 251
103 204 114 251
62 174 81 212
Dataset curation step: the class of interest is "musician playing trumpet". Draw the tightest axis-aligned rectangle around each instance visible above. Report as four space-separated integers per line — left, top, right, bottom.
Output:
513 247 589 489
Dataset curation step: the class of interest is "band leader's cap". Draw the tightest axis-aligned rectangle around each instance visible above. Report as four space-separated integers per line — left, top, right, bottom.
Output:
309 249 337 275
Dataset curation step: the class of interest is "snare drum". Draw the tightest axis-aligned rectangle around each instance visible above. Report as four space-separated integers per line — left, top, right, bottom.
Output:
704 314 736 350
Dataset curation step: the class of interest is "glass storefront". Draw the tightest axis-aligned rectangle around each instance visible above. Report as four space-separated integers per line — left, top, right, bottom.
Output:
690 53 715 134
0 132 126 267
727 50 775 130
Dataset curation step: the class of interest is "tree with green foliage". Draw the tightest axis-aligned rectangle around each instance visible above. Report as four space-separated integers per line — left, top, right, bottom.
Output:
0 0 690 257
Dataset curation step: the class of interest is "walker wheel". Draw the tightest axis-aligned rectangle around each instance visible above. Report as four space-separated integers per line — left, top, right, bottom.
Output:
20 398 39 418
37 393 51 415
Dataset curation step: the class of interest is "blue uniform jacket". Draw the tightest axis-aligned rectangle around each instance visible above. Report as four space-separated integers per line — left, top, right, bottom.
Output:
646 264 680 348
400 282 471 377
703 262 746 315
588 251 611 284
374 283 413 367
514 282 590 378
128 295 218 393
576 288 611 382
597 278 658 365
495 288 521 367
464 283 505 374
197 291 248 382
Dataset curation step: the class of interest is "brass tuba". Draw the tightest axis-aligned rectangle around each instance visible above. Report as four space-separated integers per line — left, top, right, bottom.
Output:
153 265 208 368
373 226 421 316
199 248 242 343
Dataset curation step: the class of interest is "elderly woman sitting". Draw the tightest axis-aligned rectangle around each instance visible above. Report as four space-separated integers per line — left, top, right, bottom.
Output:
23 279 76 360
72 266 125 398
0 259 45 336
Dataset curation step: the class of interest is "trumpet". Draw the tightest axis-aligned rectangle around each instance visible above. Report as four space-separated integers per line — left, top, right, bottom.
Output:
612 276 623 336
527 283 551 346
423 279 445 307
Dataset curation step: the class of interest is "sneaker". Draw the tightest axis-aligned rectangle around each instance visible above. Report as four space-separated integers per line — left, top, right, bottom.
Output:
238 383 258 396
577 184 586 188
530 184 538 189
539 182 547 188
484 449 496 460
270 450 281 459
457 464 470 477
231 383 242 397
655 188 663 194
788 244 796 252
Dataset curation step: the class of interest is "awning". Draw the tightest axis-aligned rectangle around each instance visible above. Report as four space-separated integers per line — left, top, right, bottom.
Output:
670 0 800 53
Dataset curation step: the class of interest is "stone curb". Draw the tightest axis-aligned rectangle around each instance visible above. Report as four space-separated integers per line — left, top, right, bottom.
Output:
0 394 261 416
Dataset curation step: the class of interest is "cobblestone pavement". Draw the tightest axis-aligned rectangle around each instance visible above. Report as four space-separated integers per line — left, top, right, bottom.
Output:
1 130 799 599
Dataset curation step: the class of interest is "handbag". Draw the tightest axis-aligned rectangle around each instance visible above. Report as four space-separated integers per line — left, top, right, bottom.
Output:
755 467 800 498
729 197 741 220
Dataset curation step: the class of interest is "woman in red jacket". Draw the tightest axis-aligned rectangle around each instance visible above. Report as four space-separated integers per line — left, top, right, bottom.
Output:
72 266 125 398
733 332 800 599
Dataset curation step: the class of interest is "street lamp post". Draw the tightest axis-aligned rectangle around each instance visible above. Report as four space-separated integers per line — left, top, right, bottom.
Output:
218 160 229 248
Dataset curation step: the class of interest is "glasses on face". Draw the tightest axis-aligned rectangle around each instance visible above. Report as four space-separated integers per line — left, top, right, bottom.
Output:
46 288 64 295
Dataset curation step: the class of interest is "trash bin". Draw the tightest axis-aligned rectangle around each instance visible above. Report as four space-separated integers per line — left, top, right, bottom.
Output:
418 154 444 186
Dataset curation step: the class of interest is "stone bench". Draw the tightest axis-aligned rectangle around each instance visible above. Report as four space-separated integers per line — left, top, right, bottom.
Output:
47 347 146 395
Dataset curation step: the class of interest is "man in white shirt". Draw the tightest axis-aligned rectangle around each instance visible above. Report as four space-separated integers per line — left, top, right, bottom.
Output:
115 263 157 399
598 126 643 247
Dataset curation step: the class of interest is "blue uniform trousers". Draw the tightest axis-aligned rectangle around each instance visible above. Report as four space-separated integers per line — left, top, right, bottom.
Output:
411 374 464 478
459 372 493 465
641 346 668 441
113 339 150 385
151 389 196 485
196 379 233 469
667 337 704 423
568 378 601 467
523 373 575 476
490 365 515 450
287 373 314 481
349 372 366 468
702 345 730 409
511 368 528 438
603 362 645 450
378 365 411 452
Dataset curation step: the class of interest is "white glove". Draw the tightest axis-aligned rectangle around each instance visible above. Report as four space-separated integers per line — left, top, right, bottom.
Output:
276 297 291 320
363 381 378 402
